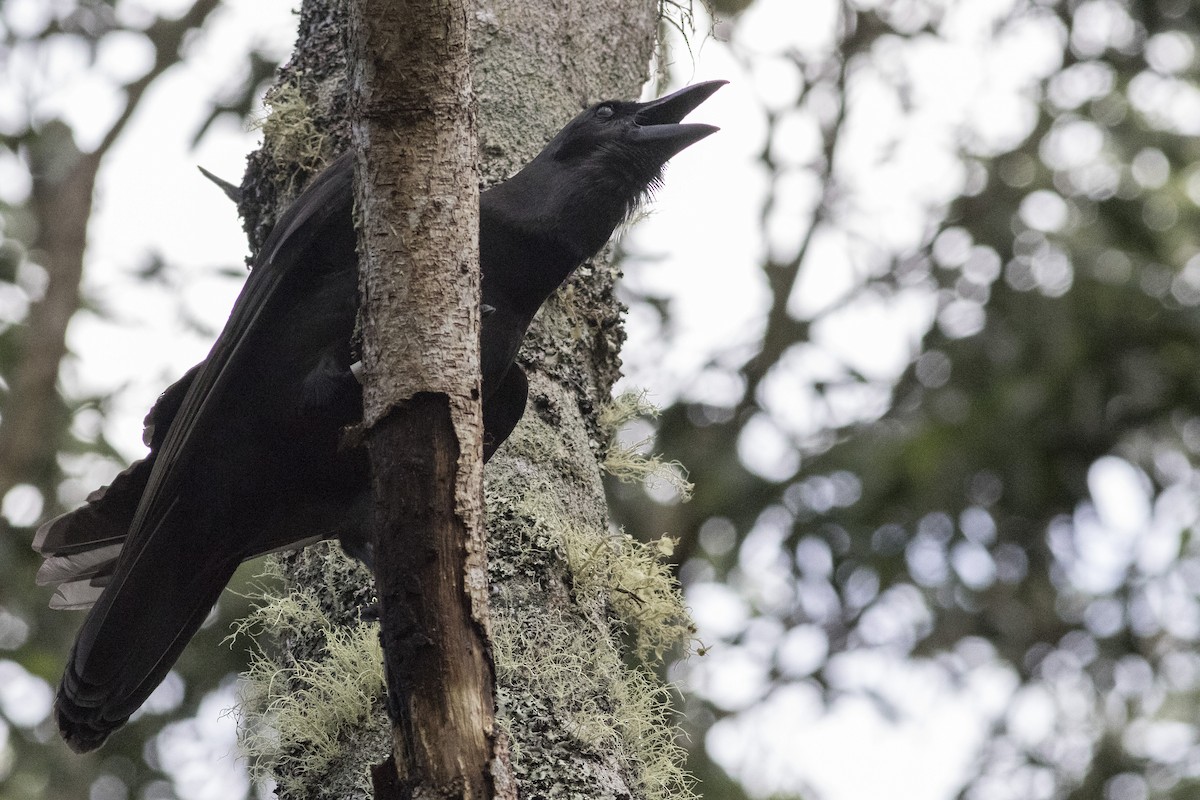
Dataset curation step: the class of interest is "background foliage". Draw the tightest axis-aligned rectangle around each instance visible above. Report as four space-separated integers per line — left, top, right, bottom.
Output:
5 0 1200 799
616 1 1200 798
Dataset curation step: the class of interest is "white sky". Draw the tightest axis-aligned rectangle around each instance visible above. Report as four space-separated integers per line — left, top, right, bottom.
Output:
1 0 1179 798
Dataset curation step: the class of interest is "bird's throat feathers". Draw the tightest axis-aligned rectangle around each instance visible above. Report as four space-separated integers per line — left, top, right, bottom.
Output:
479 180 635 314
479 150 661 307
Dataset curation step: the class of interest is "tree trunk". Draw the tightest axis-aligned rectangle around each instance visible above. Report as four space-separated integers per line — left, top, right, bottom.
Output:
347 1 499 797
240 1 673 798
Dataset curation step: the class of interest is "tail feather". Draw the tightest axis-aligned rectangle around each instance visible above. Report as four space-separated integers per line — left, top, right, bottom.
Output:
55 500 240 752
47 579 110 612
56 577 227 752
33 457 152 558
38 545 121 611
32 458 153 612
36 544 122 587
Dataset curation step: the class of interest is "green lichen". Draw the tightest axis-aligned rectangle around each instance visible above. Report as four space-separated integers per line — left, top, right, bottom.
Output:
492 601 693 800
561 527 695 662
489 460 696 796
601 390 694 501
254 82 329 187
233 553 388 799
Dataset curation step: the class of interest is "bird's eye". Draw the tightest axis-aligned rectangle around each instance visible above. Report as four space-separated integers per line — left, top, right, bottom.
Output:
595 105 615 120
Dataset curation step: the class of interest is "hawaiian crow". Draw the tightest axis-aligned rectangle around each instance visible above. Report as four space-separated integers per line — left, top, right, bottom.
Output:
33 80 724 753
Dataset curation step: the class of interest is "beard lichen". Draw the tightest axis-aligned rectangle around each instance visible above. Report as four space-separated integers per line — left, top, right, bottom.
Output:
233 550 389 800
601 390 694 502
489 502 697 800
486 384 699 800
252 82 330 195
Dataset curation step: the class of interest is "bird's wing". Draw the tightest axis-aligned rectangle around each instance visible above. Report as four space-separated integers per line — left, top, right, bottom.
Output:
36 154 354 614
32 364 203 608
128 153 355 545
51 155 358 752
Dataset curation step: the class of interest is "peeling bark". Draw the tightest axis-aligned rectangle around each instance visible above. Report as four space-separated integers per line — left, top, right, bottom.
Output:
348 2 498 798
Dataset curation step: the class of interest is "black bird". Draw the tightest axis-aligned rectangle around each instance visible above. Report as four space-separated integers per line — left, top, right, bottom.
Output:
32 80 724 753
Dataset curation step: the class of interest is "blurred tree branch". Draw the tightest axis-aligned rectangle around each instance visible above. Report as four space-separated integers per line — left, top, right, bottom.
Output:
0 0 221 499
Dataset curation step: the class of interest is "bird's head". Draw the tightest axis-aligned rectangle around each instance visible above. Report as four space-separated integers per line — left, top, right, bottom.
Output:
489 80 726 263
544 79 725 198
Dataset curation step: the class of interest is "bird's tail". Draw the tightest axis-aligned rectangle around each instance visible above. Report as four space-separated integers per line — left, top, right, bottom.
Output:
52 500 240 753
32 457 155 610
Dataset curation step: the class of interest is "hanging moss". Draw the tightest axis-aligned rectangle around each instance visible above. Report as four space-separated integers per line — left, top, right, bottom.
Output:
601 390 694 502
486 382 698 800
233 551 389 800
254 82 330 191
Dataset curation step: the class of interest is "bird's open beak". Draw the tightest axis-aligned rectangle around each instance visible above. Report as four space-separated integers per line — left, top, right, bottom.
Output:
630 80 726 153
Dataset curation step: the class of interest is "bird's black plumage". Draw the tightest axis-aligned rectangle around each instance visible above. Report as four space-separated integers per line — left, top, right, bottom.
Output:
33 80 724 753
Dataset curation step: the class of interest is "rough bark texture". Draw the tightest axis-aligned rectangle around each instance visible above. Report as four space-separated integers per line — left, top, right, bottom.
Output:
364 396 492 800
351 1 480 425
348 3 495 797
244 0 662 797
469 8 666 792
